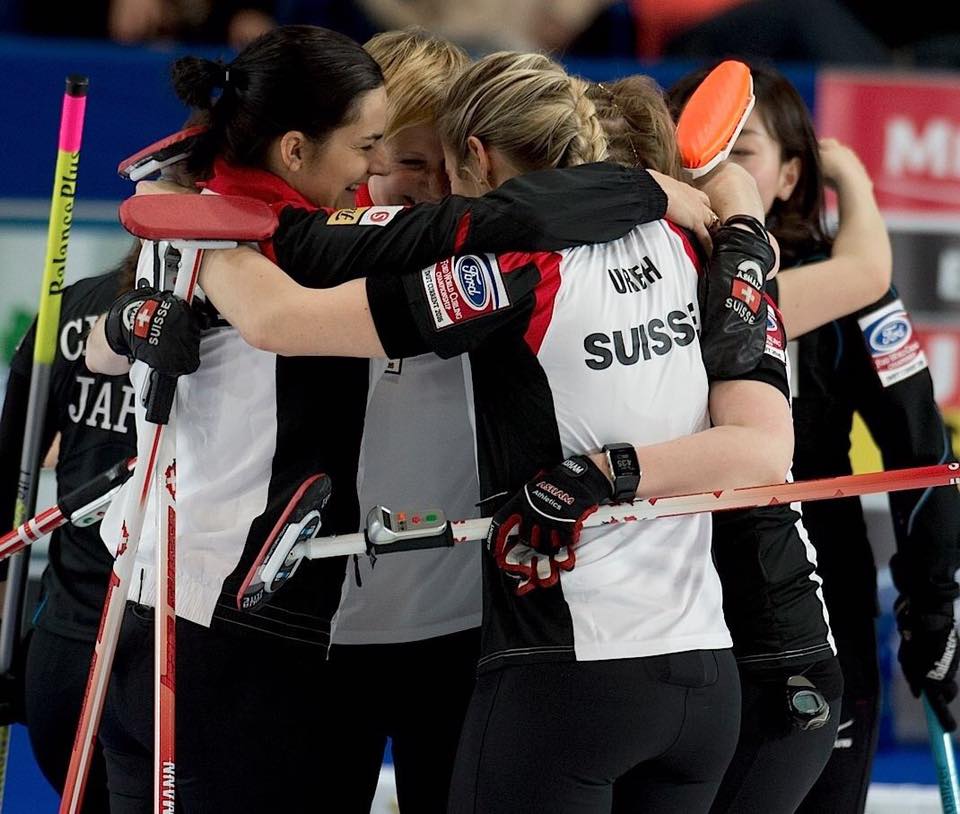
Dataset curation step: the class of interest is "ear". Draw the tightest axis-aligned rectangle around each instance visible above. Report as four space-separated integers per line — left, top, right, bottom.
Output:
277 131 309 173
776 156 801 202
466 136 493 190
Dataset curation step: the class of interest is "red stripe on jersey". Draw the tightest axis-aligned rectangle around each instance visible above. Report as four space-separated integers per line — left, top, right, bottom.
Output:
515 251 563 355
665 221 702 276
763 291 782 319
453 211 472 253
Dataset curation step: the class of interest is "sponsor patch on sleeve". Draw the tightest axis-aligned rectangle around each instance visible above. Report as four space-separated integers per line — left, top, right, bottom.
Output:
763 307 786 363
326 207 368 225
359 206 403 226
857 298 927 387
420 254 510 330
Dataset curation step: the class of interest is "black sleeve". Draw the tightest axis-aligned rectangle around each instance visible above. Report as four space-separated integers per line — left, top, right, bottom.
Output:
0 320 59 538
0 320 37 532
366 252 542 360
766 276 780 307
698 226 777 380
725 294 790 401
846 289 960 606
274 163 667 289
0 371 29 538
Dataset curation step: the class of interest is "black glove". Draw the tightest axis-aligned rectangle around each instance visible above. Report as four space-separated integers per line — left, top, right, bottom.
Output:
699 219 777 379
105 286 201 376
895 596 959 731
486 456 612 595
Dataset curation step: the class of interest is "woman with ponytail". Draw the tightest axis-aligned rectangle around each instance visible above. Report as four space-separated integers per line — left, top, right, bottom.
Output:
105 51 797 812
594 73 843 814
90 25 391 814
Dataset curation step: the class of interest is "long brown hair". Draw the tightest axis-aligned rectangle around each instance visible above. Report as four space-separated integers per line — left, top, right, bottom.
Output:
667 62 832 267
587 75 682 178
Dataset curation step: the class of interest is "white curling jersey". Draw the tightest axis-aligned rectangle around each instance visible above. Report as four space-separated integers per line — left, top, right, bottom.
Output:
366 221 734 670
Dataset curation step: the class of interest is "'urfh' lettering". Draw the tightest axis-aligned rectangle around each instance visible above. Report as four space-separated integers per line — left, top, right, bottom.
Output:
607 257 662 294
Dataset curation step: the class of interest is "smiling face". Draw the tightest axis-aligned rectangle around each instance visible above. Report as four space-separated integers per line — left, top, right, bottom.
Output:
367 123 449 205
728 107 801 217
272 85 389 208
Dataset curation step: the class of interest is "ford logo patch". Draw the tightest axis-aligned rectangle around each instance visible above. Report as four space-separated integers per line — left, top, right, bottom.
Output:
868 312 911 354
455 255 489 309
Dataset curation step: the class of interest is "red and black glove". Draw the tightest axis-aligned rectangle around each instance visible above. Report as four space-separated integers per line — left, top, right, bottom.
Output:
486 456 612 595
895 596 959 732
105 286 201 376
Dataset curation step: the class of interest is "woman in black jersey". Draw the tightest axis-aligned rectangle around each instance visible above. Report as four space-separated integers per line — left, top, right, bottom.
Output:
0 247 138 811
592 75 844 812
670 63 960 814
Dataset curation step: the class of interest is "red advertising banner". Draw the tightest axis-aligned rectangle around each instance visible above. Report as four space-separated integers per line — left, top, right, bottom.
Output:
917 324 960 410
816 71 960 220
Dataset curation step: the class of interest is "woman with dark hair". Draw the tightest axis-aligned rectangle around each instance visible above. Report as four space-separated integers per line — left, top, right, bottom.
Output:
0 246 139 812
88 25 391 814
669 63 960 814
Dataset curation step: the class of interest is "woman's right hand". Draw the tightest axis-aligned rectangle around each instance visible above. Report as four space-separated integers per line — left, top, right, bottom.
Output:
648 170 717 254
819 138 872 192
694 161 765 225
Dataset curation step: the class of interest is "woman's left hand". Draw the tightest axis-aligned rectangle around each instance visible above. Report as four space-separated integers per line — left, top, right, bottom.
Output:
485 456 612 594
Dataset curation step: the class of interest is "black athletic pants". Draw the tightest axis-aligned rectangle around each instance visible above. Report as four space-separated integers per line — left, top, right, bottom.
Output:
99 602 333 814
325 628 480 813
797 615 881 814
449 649 741 814
24 627 110 813
711 656 844 813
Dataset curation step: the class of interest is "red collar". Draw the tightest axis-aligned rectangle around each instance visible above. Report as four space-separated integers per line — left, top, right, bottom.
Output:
202 158 319 214
354 182 374 207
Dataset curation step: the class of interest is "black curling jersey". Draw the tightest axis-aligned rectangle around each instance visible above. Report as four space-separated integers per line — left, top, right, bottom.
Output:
712 297 836 672
768 273 960 620
0 269 137 641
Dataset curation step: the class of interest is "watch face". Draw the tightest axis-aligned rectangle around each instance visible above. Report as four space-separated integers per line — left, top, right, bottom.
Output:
610 448 640 477
791 691 824 716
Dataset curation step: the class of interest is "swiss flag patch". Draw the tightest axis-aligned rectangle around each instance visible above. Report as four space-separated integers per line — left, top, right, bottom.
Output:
731 279 760 314
133 300 157 339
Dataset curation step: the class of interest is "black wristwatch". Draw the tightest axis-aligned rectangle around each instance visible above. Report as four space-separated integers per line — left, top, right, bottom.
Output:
602 443 642 502
786 675 831 731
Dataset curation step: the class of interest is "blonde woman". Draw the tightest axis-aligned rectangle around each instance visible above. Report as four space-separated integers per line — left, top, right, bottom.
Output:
92 55 780 812
328 29 480 813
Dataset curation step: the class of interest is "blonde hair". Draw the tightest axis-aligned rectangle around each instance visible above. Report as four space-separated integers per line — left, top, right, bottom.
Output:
587 76 682 178
365 28 469 140
438 52 608 178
